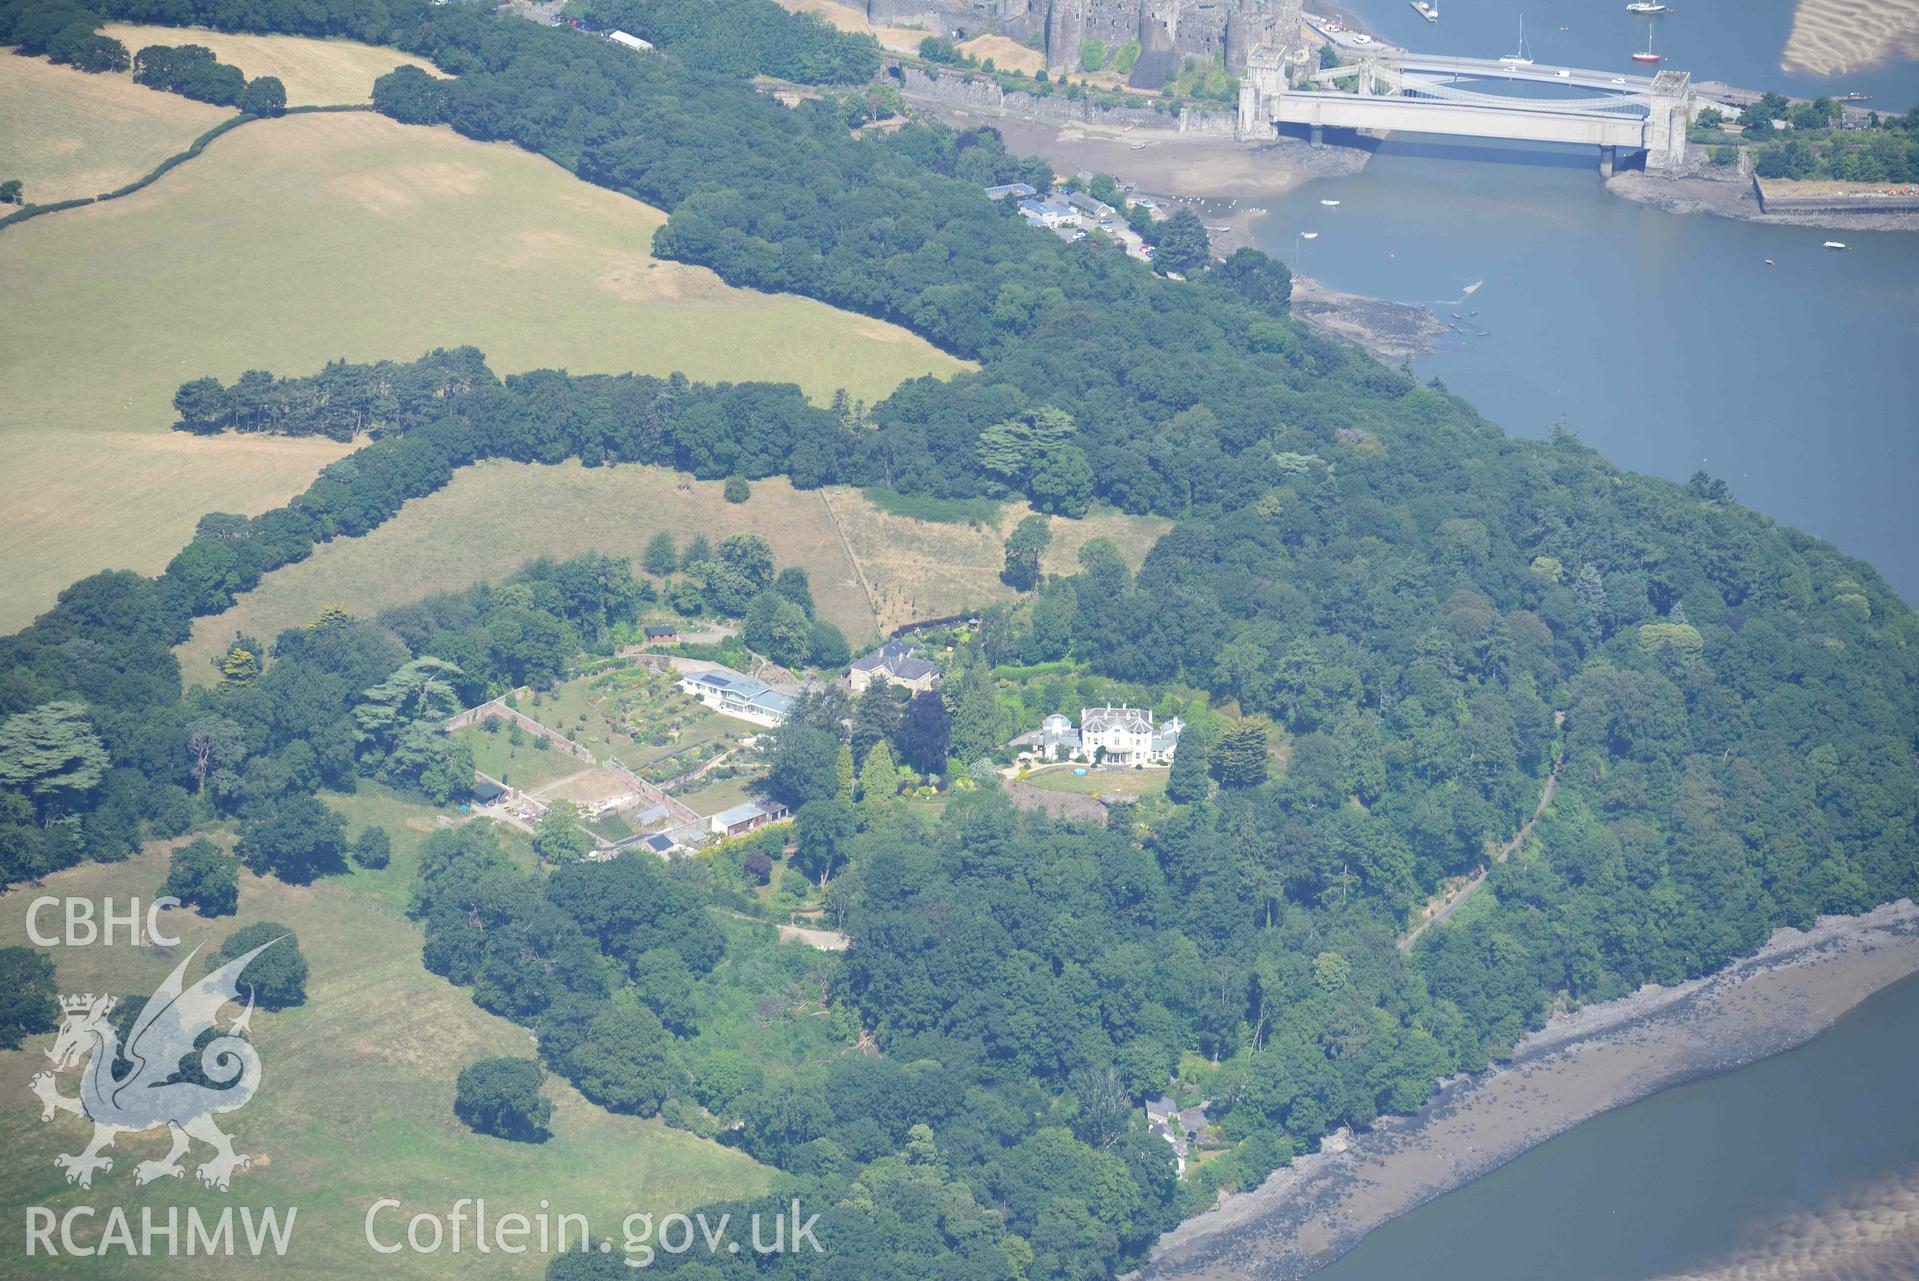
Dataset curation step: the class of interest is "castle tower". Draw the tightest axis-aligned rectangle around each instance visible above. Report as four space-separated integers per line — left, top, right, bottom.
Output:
1237 43 1289 139
1045 0 1088 75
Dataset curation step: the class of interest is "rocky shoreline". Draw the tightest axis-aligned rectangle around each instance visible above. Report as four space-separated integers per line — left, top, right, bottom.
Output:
1608 166 1919 233
1288 273 1450 363
1137 900 1919 1281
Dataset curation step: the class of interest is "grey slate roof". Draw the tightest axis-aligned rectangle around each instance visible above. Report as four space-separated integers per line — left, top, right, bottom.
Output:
851 640 940 683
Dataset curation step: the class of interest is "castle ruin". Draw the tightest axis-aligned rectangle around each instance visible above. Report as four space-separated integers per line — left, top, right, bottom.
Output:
865 0 1304 80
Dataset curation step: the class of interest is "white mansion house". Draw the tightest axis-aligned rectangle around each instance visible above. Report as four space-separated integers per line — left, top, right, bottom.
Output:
1038 706 1184 766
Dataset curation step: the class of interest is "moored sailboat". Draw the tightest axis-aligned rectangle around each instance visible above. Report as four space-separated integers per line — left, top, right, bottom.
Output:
1500 16 1534 65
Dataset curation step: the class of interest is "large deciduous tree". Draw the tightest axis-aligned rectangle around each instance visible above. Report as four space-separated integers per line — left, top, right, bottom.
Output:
532 799 594 864
455 1057 552 1142
1002 514 1053 591
214 922 308 1010
566 1005 682 1116
238 795 348 884
0 948 59 1051
161 838 240 917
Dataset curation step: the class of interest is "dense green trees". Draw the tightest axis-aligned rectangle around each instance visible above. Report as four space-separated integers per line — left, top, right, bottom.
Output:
238 795 348 883
1753 128 1919 182
238 73 285 116
0 0 127 73
161 837 240 915
744 590 811 669
215 922 307 1010
574 0 881 84
641 531 678 577
1211 719 1270 788
0 948 59 1051
1003 514 1053 591
455 1057 552 1142
0 701 108 822
412 826 723 1118
896 690 951 773
0 545 639 889
1152 208 1211 276
133 44 247 105
1165 723 1210 803
531 799 593 864
352 825 391 869
568 1004 683 1114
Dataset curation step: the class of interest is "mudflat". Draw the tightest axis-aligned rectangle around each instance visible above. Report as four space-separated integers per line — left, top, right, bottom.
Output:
1140 900 1919 1281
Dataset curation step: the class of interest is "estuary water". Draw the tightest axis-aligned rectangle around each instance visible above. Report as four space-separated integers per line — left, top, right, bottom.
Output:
1332 0 1919 101
1247 138 1919 600
1311 972 1919 1281
1248 0 1919 600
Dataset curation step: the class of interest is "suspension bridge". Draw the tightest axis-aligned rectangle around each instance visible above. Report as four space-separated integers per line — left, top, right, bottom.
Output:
1237 46 1700 174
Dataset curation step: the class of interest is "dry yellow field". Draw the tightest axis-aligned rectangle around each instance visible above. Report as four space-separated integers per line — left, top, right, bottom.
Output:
178 464 878 674
176 461 1172 683
823 489 1171 634
0 105 965 632
101 23 436 105
775 0 929 52
957 34 1046 74
0 54 226 203
2 431 354 629
0 802 769 1279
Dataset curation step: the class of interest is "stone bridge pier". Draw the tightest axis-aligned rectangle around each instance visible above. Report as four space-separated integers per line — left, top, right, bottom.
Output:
1644 70 1693 173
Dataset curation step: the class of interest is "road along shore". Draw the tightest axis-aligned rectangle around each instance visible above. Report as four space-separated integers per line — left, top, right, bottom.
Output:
1137 899 1919 1281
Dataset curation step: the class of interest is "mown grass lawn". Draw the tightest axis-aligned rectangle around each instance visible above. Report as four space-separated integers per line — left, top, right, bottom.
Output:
454 724 588 793
1023 764 1169 800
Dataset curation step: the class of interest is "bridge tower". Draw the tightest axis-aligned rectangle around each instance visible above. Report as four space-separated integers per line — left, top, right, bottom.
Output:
1644 69 1693 172
1236 44 1289 140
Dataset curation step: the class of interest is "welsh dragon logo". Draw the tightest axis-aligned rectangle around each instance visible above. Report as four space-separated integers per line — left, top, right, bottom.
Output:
29 938 281 1191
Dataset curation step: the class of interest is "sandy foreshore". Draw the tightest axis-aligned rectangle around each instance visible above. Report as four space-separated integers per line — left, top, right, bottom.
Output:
1139 900 1919 1281
1783 0 1919 79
